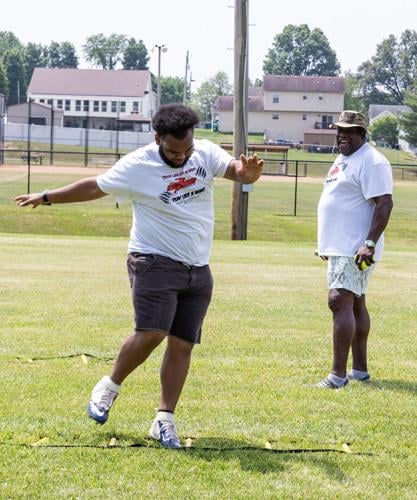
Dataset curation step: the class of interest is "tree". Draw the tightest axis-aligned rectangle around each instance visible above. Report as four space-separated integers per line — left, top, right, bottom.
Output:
399 87 417 147
24 43 47 82
343 72 366 113
122 38 149 69
191 71 232 121
58 42 79 68
356 30 417 106
83 33 128 69
5 49 26 105
0 31 22 54
263 24 340 76
369 115 399 147
159 76 184 105
0 62 8 98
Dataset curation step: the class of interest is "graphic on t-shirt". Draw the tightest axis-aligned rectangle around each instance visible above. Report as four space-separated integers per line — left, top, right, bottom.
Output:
325 159 348 184
159 166 208 204
167 176 197 194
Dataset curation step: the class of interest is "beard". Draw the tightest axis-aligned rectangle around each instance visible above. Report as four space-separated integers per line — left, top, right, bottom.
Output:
159 146 188 169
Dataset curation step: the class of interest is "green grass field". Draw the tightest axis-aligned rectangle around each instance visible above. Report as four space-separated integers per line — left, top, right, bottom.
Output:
1 169 417 497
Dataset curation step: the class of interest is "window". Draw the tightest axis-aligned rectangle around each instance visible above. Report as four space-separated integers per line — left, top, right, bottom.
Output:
83 100 89 111
47 99 53 105
272 113 279 120
302 113 307 120
94 101 99 112
111 101 117 112
272 93 279 104
322 115 333 128
132 101 139 113
303 95 307 100
76 100 81 111
65 100 71 111
101 101 107 112
120 101 126 113
57 99 63 109
318 95 323 100
39 99 45 103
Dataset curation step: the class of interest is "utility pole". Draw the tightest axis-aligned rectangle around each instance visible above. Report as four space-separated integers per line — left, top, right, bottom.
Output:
155 44 167 109
183 50 189 105
231 0 249 240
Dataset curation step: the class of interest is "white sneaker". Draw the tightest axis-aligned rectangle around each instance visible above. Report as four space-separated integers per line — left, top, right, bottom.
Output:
87 376 120 425
149 411 181 449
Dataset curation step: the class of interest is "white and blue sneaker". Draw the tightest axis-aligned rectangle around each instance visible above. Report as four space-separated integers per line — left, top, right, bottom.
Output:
87 376 120 424
149 411 181 449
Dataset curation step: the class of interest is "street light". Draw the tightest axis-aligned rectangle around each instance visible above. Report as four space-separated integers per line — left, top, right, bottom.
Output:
154 44 167 109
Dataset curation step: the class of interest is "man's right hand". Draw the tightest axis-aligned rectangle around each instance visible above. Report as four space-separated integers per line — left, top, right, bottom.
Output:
14 193 45 208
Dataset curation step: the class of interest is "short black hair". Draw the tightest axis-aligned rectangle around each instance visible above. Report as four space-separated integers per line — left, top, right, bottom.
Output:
152 104 199 139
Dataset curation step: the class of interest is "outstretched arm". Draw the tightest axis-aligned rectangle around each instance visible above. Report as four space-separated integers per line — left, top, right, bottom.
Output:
14 177 107 208
223 154 264 184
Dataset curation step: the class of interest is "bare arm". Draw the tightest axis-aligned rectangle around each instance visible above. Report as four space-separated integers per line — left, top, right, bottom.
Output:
355 193 394 267
14 176 107 208
223 154 264 184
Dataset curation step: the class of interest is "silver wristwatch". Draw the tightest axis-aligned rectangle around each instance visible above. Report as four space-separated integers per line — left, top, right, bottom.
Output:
365 239 376 248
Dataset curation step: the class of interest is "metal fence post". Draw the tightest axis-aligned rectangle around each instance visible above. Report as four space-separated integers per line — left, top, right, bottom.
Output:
293 159 299 216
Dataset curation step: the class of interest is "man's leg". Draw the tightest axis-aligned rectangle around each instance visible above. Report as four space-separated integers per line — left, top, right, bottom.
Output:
329 288 355 378
351 294 370 373
111 330 166 385
88 330 166 424
159 335 194 412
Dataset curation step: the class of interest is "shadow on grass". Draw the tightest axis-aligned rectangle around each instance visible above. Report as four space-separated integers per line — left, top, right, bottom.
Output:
0 433 373 480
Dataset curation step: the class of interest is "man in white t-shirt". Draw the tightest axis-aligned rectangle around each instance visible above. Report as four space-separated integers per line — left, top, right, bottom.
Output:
15 104 264 447
316 110 393 389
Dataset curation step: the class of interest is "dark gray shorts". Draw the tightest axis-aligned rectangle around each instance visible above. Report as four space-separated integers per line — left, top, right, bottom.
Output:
127 253 213 344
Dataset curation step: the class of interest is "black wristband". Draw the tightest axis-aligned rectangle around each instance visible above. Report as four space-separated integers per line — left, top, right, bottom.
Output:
42 191 52 205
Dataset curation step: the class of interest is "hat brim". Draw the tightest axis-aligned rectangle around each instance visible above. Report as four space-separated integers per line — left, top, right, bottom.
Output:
330 122 368 132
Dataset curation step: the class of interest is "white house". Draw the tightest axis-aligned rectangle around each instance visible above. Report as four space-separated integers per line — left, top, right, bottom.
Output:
27 68 156 131
212 75 345 146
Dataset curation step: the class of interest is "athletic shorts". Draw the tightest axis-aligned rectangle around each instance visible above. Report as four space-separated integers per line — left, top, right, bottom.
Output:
127 253 213 344
327 256 374 297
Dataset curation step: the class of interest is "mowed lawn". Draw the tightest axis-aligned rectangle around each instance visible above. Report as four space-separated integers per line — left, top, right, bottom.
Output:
1 169 417 498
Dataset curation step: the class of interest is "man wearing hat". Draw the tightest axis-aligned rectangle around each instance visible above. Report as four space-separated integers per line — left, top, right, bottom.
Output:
316 110 393 388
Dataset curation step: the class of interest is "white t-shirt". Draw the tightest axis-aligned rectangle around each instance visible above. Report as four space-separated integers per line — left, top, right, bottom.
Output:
317 142 393 261
97 139 233 266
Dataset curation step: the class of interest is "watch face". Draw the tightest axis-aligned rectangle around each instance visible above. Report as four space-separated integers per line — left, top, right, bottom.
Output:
365 240 376 248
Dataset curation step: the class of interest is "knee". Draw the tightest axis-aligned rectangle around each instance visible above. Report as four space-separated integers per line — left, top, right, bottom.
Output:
328 289 350 313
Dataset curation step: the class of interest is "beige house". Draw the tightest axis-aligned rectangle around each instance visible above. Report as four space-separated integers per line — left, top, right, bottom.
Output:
7 101 64 126
212 75 345 146
27 68 156 131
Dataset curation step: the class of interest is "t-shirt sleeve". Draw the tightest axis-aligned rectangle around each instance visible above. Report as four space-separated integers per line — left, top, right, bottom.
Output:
361 160 393 200
205 140 234 177
96 154 136 202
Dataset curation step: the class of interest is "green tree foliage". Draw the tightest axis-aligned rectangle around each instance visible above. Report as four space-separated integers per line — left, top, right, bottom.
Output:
399 87 417 147
122 38 149 69
343 72 366 113
160 76 184 105
5 49 26 104
45 41 78 68
0 31 25 103
356 30 417 106
191 71 232 121
83 33 128 69
24 43 47 82
263 24 340 76
0 31 22 54
369 114 399 147
0 62 8 98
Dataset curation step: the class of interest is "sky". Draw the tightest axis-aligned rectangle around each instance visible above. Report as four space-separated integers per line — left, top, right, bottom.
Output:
2 0 417 88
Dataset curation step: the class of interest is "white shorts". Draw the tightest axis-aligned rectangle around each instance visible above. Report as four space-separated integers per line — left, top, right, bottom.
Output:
327 256 374 297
